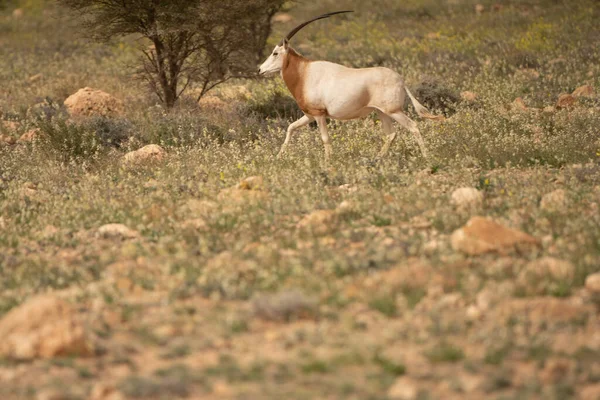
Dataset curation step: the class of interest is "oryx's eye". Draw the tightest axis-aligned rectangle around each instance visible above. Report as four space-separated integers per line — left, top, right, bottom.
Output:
273 52 278 56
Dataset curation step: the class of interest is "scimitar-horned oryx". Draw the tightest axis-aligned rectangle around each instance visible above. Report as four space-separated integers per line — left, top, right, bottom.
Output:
258 10 443 161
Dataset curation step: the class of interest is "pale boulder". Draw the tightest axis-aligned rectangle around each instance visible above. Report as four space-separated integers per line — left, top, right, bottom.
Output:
572 84 595 98
273 13 293 23
585 273 600 294
540 189 567 211
451 216 540 255
238 176 265 191
0 295 94 360
297 209 339 236
18 129 42 143
123 144 165 164
511 97 527 111
97 223 139 239
64 87 124 118
451 187 483 209
460 91 477 102
387 376 418 400
556 93 576 109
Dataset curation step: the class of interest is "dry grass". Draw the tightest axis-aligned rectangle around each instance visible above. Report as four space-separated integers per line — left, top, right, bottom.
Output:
0 0 599 399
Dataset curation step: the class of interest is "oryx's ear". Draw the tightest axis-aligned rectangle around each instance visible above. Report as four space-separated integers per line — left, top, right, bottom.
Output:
283 38 289 50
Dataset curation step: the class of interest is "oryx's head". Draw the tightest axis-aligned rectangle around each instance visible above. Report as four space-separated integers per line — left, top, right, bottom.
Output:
258 10 353 76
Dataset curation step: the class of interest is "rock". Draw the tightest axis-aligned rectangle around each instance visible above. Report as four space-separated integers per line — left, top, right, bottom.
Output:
410 215 432 229
0 295 94 360
123 144 165 164
90 383 125 400
252 290 318 322
451 187 483 209
511 97 527 111
297 209 338 236
387 376 418 400
556 93 576 109
64 87 124 118
460 91 477 102
0 134 16 146
199 95 226 110
1 120 20 132
18 129 42 143
273 13 293 23
540 189 566 211
580 384 600 400
336 200 355 215
97 224 139 239
238 176 265 191
451 216 540 255
585 273 600 294
36 389 71 400
474 4 485 14
572 84 595 98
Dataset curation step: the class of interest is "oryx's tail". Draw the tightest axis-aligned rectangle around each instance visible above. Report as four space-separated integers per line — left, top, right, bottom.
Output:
405 87 445 121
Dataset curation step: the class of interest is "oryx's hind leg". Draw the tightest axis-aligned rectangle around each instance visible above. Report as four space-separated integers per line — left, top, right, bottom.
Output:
278 115 314 158
315 116 332 161
376 111 396 158
390 112 428 158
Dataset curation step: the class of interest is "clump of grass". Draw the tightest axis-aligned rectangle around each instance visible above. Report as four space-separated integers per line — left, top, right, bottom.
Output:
301 359 330 374
368 294 398 317
412 77 461 116
425 342 465 363
37 117 105 163
373 352 406 376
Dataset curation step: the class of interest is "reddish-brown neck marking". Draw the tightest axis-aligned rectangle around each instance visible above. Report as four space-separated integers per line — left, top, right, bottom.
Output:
281 48 325 116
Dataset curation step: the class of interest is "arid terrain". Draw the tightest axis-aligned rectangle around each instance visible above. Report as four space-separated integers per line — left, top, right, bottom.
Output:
1 0 600 399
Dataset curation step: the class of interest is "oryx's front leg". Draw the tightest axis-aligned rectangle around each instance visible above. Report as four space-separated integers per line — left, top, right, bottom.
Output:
315 116 332 161
278 115 314 158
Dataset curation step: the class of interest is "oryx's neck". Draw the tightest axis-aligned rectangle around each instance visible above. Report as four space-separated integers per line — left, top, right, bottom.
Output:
281 48 311 111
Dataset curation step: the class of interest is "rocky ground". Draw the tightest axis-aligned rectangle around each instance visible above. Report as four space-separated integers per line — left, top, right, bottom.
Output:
1 0 600 399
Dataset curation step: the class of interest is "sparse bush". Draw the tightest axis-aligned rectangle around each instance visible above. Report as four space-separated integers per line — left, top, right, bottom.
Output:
37 118 105 163
412 77 461 116
57 0 286 108
244 81 304 122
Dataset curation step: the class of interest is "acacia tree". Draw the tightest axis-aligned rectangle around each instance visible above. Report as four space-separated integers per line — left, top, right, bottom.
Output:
59 0 285 108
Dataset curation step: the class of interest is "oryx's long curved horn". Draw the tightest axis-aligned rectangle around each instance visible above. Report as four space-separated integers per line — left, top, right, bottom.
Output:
280 10 353 45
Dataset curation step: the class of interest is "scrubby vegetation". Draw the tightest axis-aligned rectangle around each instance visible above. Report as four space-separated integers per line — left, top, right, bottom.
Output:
0 0 599 399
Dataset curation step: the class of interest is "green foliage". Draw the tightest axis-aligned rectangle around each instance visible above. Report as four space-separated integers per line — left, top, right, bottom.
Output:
412 78 461 116
36 118 105 163
56 0 286 107
426 342 465 363
368 295 397 317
